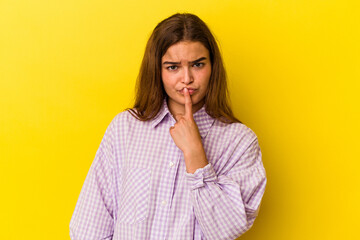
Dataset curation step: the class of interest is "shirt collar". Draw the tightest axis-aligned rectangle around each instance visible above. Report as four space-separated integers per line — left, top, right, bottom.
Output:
151 99 215 139
151 99 171 128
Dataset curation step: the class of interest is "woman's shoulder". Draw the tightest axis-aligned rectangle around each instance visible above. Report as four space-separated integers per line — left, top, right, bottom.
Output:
213 119 258 143
109 108 157 131
109 109 140 127
112 109 133 121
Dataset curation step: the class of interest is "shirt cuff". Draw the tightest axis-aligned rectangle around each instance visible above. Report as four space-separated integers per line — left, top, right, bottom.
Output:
185 163 217 190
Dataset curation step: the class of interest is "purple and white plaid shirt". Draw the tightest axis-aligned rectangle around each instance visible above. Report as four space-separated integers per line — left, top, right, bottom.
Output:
70 100 266 240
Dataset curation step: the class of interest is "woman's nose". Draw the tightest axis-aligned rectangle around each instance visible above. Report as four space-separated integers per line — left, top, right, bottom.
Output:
182 68 193 84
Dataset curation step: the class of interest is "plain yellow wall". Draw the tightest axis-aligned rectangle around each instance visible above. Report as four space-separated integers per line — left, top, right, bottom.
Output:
1 0 359 239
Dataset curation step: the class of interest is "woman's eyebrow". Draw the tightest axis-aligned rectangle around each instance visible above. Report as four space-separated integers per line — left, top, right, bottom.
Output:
162 57 207 65
189 57 206 64
163 61 181 65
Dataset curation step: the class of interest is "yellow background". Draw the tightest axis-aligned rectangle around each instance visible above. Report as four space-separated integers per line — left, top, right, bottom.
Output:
1 0 359 239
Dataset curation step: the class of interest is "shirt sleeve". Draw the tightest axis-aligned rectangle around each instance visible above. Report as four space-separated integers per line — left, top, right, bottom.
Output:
185 137 266 240
70 120 116 240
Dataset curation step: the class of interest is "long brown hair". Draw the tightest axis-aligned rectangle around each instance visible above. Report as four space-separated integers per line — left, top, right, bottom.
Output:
129 13 240 123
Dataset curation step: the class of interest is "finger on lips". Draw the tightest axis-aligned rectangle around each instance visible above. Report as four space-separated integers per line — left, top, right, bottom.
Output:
183 88 193 118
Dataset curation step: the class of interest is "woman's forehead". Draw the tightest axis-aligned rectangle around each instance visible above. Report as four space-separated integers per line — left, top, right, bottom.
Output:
162 41 209 62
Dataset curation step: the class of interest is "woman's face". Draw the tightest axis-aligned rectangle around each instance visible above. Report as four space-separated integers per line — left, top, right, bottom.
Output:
161 41 211 115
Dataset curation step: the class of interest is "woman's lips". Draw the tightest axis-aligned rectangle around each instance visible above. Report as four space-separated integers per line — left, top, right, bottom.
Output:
178 88 197 95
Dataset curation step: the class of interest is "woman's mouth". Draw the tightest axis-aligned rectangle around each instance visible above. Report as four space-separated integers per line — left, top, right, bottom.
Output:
178 88 197 95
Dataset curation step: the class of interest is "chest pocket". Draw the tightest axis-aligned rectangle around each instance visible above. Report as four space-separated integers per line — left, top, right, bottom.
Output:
118 167 151 224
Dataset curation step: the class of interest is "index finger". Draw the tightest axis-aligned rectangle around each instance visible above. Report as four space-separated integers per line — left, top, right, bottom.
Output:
183 87 193 118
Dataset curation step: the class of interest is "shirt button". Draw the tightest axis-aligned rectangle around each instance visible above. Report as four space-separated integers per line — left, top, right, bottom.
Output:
161 200 167 206
169 161 174 168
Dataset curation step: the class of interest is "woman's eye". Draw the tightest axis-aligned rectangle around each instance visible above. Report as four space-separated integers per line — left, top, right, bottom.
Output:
167 66 178 71
193 62 204 68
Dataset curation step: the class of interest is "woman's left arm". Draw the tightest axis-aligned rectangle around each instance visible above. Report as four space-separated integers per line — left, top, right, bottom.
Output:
170 89 266 239
185 138 266 239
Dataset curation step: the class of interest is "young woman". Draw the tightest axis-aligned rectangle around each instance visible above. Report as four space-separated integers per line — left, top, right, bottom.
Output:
70 13 266 240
